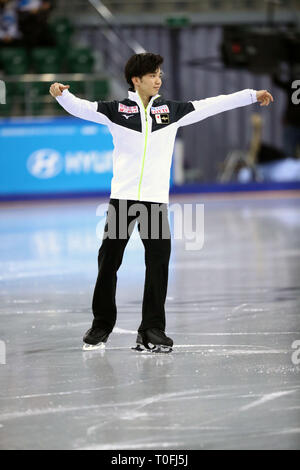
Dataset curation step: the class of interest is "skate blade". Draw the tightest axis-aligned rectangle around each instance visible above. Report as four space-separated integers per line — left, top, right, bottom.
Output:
132 344 172 354
131 344 146 352
82 342 106 351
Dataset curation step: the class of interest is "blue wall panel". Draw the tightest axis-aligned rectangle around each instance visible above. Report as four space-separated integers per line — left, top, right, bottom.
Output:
0 117 114 197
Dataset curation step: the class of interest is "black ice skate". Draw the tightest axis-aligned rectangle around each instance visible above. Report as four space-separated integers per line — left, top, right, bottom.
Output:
131 333 146 352
132 329 173 353
82 327 110 351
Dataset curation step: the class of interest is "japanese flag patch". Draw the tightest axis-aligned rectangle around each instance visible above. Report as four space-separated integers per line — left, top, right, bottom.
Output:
155 114 169 124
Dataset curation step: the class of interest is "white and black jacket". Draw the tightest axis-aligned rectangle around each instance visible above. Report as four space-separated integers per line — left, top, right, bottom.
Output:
56 88 257 203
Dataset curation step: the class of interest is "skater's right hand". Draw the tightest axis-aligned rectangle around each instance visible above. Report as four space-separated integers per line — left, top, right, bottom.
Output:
49 83 70 98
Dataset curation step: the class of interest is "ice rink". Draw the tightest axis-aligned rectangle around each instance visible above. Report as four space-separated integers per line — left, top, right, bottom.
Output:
0 192 300 450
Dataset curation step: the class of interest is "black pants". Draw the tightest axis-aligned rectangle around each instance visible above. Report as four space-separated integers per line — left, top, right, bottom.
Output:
92 199 171 333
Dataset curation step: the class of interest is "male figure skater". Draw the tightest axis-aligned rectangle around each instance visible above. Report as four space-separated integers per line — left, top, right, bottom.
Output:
50 52 273 353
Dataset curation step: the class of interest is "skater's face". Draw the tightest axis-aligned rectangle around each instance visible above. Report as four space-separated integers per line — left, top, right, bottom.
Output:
132 68 162 98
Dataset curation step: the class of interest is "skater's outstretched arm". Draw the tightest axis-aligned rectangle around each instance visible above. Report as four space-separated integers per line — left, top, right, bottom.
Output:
49 82 111 126
176 89 274 128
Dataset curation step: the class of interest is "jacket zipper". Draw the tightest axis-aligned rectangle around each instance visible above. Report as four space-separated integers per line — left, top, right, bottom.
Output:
137 103 149 201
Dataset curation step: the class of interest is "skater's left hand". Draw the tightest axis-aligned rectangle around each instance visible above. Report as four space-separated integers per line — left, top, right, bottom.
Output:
256 90 274 106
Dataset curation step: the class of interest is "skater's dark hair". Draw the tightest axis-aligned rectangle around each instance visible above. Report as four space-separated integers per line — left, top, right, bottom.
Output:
125 53 164 91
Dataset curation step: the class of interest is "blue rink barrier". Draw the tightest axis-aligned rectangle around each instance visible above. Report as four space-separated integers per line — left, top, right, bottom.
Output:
170 180 300 195
0 116 115 198
1 182 300 202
